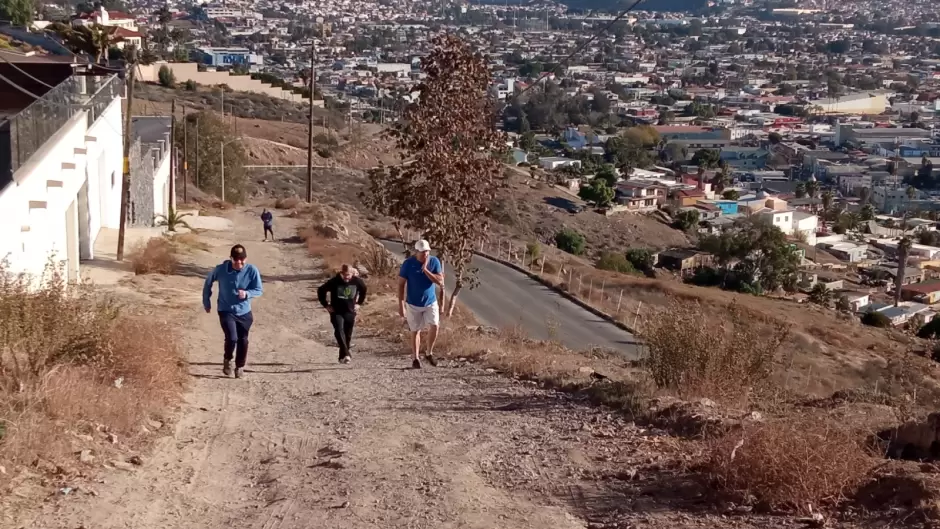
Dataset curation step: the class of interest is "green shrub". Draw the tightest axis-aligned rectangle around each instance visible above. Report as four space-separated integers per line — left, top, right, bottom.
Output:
158 65 176 88
625 248 654 272
918 318 940 338
184 79 197 91
862 311 891 328
555 229 586 255
596 252 637 274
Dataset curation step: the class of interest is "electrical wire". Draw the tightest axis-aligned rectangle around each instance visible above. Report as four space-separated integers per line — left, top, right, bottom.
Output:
514 0 645 98
0 52 57 89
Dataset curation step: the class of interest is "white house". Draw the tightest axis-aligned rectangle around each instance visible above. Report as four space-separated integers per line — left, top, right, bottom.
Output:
539 157 582 171
73 7 142 50
0 73 151 283
792 211 819 245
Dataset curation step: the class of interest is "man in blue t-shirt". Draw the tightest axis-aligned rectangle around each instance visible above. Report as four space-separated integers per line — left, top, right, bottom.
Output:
398 239 444 369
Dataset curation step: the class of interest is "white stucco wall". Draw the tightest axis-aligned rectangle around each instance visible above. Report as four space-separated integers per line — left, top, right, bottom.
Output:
0 93 124 281
152 152 172 218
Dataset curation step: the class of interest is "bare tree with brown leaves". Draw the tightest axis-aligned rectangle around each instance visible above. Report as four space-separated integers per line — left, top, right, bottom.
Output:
363 34 507 316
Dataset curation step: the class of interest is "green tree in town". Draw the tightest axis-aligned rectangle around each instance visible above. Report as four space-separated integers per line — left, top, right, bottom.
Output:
699 218 801 292
173 111 246 204
594 164 618 187
808 283 832 306
555 228 586 255
894 237 912 307
722 189 740 200
672 209 700 231
860 203 875 221
158 64 176 88
691 148 721 169
596 252 637 274
795 181 806 198
0 0 34 26
625 248 654 272
579 178 615 207
805 179 820 199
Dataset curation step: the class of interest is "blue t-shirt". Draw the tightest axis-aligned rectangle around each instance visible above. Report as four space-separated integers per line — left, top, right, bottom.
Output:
399 255 442 307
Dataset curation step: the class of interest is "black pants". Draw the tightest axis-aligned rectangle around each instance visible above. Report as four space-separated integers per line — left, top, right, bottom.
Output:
264 224 274 239
331 311 356 359
219 311 254 368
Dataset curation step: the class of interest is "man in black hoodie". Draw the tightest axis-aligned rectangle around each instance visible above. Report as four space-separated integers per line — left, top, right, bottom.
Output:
317 264 367 363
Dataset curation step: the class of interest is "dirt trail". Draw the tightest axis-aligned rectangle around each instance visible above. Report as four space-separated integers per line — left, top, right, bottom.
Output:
16 209 667 529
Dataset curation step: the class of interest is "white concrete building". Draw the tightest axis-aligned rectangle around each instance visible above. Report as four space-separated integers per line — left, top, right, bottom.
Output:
0 74 139 282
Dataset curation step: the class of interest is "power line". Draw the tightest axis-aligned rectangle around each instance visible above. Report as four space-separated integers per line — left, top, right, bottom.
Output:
514 0 645 98
0 53 57 90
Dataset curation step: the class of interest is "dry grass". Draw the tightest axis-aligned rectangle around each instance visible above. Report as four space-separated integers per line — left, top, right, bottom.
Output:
0 264 186 489
129 237 180 275
638 299 790 404
169 232 210 253
702 416 877 513
275 196 302 209
300 229 360 275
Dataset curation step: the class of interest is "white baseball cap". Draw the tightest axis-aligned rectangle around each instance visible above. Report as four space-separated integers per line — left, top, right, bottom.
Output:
414 239 431 252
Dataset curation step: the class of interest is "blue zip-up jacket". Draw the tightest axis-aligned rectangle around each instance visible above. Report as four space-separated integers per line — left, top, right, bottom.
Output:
203 260 263 315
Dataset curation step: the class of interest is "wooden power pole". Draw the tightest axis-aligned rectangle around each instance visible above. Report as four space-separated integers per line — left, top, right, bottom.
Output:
195 114 200 189
169 99 176 213
116 48 137 261
182 105 188 203
305 40 316 203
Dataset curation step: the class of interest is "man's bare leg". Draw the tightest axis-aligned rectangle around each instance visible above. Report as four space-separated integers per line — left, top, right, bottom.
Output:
410 331 421 360
425 325 439 356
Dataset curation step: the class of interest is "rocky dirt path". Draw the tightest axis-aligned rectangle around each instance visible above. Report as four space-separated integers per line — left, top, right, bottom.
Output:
16 208 669 529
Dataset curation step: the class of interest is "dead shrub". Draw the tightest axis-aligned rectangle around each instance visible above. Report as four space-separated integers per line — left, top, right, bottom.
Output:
357 244 398 278
169 232 210 253
638 299 790 403
275 196 301 209
0 264 186 487
129 237 179 275
301 232 359 273
701 416 876 513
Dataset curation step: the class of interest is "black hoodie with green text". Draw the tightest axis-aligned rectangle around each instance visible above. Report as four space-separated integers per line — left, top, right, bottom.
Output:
317 274 367 314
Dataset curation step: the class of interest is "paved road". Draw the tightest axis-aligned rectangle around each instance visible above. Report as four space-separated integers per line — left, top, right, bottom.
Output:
131 116 171 145
380 241 641 358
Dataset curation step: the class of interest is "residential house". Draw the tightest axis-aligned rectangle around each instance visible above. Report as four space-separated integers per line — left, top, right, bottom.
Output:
900 281 940 305
818 241 868 262
0 67 128 282
792 211 819 245
861 302 935 327
614 180 666 212
756 209 795 234
838 291 871 312
719 147 769 169
671 188 706 208
657 249 714 277
538 157 581 171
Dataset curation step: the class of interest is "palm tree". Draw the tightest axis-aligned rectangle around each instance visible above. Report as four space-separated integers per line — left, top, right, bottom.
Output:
860 203 875 221
821 189 835 228
895 237 912 307
49 23 123 64
155 207 193 232
805 180 819 199
859 186 871 205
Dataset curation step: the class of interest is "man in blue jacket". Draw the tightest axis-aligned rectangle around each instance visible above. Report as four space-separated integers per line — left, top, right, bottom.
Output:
261 209 274 241
203 244 264 378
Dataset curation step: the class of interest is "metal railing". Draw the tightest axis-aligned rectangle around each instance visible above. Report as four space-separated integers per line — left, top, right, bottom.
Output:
2 74 122 184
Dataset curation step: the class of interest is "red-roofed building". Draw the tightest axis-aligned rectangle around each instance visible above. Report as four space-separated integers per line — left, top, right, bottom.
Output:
74 7 138 33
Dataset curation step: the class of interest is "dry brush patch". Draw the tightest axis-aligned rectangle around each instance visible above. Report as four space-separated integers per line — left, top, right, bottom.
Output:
701 415 878 514
0 265 186 492
129 237 180 275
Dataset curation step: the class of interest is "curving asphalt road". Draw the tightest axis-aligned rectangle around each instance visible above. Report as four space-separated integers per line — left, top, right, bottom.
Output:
380 240 641 358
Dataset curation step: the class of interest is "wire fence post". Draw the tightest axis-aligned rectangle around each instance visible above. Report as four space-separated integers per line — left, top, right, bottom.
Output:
522 247 527 269
600 279 606 303
497 238 501 259
588 277 593 303
633 301 643 329
540 257 546 274
616 290 623 313
480 239 484 253
577 275 582 298
509 242 513 263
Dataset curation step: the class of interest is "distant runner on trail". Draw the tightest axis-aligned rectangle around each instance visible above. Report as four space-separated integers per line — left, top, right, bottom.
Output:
317 264 368 364
261 209 274 241
203 244 263 379
398 239 444 369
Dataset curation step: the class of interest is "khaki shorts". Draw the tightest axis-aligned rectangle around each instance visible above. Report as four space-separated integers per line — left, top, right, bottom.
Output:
405 302 440 332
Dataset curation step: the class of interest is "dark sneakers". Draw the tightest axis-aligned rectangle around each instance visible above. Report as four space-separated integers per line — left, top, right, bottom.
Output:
412 358 422 369
425 354 438 367
223 360 232 377
339 355 351 364
234 367 244 379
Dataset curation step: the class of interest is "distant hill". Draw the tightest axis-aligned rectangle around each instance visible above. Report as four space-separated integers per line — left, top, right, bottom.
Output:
560 0 710 13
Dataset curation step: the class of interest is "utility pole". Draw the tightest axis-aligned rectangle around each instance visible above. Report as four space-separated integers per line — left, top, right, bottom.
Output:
194 114 200 189
116 47 137 262
221 140 226 203
306 39 316 203
182 105 188 204
169 99 176 213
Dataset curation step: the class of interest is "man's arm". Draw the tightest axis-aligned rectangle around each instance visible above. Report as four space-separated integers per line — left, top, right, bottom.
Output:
356 278 368 305
245 266 263 298
422 257 445 287
317 277 333 307
202 266 217 311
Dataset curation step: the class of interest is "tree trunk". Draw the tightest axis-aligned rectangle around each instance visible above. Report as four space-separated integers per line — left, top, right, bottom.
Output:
446 280 461 318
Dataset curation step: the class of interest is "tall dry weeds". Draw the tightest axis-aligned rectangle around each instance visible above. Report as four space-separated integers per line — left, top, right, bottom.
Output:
638 299 790 403
0 262 185 486
702 416 876 513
